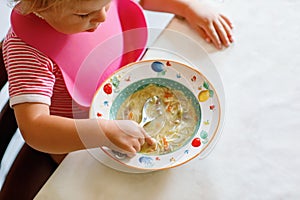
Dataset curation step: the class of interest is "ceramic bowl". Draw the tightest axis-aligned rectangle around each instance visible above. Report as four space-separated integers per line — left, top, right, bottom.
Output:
89 59 223 172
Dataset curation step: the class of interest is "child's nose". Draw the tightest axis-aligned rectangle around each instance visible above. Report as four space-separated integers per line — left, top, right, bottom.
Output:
91 8 107 23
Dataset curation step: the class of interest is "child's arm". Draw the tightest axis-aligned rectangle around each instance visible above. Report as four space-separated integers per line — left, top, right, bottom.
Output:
13 103 154 156
140 0 234 49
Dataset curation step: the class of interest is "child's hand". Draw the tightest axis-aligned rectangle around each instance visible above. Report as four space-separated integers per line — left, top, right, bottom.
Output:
100 120 155 157
183 1 234 49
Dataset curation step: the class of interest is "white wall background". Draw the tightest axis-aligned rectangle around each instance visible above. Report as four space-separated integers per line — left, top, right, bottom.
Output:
0 0 12 39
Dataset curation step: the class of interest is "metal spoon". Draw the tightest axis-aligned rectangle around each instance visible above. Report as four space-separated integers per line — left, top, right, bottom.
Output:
139 96 163 127
111 96 163 160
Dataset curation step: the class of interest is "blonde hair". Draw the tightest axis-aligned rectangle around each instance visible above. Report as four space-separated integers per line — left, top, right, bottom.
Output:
13 0 81 15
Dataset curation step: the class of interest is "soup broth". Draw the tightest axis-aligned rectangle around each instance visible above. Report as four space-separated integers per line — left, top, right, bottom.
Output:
116 84 198 155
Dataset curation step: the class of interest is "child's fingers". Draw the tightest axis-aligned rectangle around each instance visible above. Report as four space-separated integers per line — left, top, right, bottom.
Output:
138 137 145 146
220 14 234 29
132 140 141 153
214 20 230 47
219 17 234 43
141 128 156 146
111 144 136 158
126 147 137 157
196 26 211 43
204 23 222 49
145 134 155 146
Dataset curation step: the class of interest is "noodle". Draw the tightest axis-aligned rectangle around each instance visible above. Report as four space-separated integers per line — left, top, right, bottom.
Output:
116 84 198 155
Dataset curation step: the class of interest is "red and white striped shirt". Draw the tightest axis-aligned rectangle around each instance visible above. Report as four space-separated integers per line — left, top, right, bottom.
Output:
3 29 88 118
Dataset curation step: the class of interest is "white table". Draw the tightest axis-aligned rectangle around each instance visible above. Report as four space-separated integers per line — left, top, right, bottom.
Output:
35 0 300 199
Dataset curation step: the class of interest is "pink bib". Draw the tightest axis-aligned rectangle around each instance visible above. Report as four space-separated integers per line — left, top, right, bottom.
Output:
11 0 148 107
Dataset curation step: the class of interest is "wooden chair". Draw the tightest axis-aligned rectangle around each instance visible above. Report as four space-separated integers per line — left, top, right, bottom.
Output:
0 42 58 200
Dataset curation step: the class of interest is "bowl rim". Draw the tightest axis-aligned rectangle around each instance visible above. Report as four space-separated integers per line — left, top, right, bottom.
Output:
89 59 223 171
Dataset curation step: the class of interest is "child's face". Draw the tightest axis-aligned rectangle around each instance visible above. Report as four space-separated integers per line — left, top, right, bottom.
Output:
41 0 111 34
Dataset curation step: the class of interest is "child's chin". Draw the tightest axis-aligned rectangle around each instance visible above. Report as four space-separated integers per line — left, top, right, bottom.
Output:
86 28 96 32
85 24 101 32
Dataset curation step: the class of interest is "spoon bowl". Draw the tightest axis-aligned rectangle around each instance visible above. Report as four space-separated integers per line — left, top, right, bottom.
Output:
139 96 164 127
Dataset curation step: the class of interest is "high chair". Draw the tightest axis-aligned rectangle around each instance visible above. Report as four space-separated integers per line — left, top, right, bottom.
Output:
0 42 58 200
0 42 18 168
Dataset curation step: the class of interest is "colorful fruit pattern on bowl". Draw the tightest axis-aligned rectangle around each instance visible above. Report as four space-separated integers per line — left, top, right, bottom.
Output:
90 60 222 170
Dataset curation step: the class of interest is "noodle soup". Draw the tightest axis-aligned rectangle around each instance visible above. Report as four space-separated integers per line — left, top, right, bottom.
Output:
116 84 199 155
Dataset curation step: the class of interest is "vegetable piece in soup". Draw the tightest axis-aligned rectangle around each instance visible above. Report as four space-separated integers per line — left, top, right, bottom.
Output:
116 84 198 155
